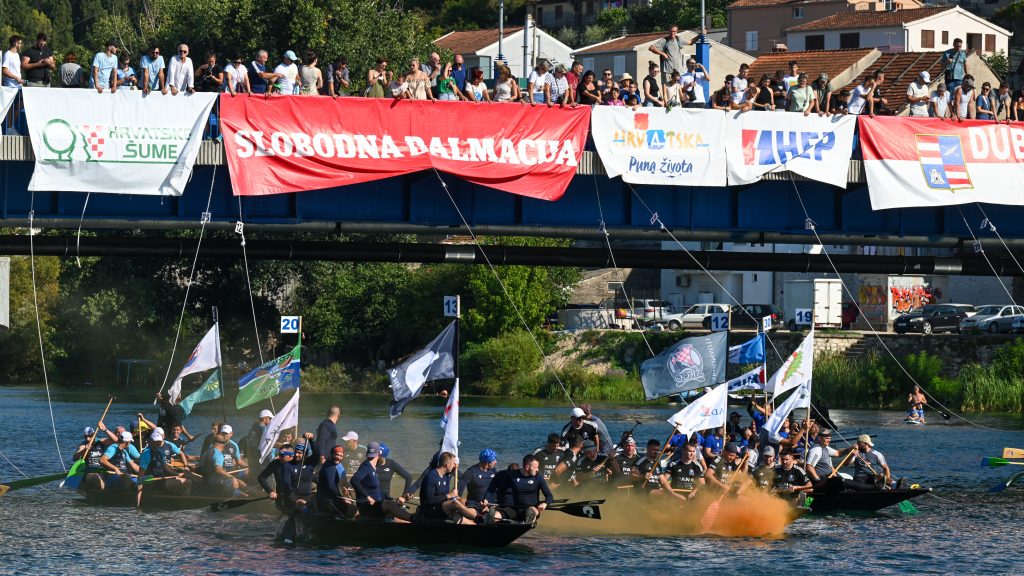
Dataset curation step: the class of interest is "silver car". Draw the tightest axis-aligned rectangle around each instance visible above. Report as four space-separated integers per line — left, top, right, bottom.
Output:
959 305 1024 334
1011 316 1024 334
661 303 730 331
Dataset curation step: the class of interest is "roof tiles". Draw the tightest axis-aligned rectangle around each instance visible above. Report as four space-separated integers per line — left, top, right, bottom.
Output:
840 51 945 112
747 48 875 83
785 6 953 32
435 27 524 55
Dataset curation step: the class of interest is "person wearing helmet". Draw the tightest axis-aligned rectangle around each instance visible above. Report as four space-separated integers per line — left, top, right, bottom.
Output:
458 449 498 515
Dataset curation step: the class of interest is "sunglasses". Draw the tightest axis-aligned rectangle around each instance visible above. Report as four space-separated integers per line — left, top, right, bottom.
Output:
179 50 188 54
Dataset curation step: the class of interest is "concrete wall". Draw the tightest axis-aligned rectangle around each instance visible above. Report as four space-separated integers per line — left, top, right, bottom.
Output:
729 4 854 55
788 27 904 52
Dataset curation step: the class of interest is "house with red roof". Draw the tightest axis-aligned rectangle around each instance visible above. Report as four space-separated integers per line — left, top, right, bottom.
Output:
434 24 574 79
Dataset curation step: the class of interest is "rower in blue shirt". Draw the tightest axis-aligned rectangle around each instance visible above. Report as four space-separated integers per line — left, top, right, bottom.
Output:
138 428 189 494
317 445 357 517
418 451 479 524
349 442 413 521
458 449 498 512
88 430 140 491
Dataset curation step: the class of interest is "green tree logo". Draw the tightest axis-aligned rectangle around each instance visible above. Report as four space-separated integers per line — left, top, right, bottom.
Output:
41 119 76 161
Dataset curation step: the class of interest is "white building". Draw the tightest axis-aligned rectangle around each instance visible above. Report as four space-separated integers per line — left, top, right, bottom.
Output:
785 6 1011 54
434 23 575 80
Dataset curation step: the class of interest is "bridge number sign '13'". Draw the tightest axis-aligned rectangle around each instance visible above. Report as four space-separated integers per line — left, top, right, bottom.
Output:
280 316 300 334
443 296 460 318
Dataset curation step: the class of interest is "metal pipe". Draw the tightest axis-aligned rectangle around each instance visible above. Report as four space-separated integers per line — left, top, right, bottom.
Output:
0 235 1017 275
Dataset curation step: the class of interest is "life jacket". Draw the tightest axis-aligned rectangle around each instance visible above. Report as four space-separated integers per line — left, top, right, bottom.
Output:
87 443 106 470
107 446 131 472
146 443 176 476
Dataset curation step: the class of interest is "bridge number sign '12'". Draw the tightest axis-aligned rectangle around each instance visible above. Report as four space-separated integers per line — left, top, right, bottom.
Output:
280 316 301 334
709 313 729 332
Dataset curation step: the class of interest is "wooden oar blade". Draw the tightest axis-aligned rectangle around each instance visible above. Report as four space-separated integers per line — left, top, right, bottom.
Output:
0 485 9 497
5 472 67 491
550 503 602 519
1002 448 1024 459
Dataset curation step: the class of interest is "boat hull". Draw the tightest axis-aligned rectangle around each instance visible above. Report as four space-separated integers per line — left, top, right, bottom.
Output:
77 488 280 514
807 488 929 513
296 515 534 548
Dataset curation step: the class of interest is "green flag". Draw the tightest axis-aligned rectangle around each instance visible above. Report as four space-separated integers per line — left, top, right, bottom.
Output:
179 369 223 416
236 343 301 409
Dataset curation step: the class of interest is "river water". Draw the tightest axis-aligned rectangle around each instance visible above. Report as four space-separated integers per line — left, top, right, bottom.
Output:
1 387 1022 575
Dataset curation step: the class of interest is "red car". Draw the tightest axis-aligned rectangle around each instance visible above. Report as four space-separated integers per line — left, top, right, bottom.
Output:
841 302 859 329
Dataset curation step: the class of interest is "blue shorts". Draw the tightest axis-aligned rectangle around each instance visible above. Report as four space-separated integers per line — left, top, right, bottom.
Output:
105 474 135 491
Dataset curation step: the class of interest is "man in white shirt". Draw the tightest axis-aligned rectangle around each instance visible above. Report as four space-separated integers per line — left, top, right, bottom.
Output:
167 43 195 95
906 71 930 117
731 63 749 106
929 82 951 119
679 57 708 108
847 75 876 116
90 38 118 93
274 50 300 94
782 60 799 90
1 35 24 88
223 56 250 95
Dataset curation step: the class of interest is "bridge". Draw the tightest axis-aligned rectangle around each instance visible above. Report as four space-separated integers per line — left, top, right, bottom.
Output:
2 96 1024 275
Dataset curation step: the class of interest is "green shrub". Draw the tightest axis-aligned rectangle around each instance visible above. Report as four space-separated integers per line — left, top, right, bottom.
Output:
461 330 543 395
958 363 1024 412
301 363 354 393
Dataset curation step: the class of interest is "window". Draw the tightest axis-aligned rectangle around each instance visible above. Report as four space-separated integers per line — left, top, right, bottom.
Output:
606 282 622 292
582 57 594 72
586 1 594 16
745 31 758 51
805 35 825 50
793 7 804 18
985 34 995 53
536 7 544 23
752 273 759 282
555 5 563 20
921 29 934 49
839 32 860 49
613 54 626 76
941 31 948 44
967 33 980 50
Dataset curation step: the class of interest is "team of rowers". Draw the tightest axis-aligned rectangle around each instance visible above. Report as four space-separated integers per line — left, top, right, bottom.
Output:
72 398 903 526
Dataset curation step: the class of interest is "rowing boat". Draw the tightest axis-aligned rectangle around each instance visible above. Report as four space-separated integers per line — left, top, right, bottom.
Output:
76 488 279 514
806 488 930 513
294 514 534 547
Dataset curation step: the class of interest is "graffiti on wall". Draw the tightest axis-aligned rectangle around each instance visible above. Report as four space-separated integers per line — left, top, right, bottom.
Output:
890 285 942 313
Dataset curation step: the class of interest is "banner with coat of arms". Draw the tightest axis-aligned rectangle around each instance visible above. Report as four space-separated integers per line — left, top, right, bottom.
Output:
859 116 1024 210
22 88 217 195
639 331 727 400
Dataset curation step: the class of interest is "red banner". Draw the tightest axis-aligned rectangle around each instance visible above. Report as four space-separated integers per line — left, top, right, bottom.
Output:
218 95 591 200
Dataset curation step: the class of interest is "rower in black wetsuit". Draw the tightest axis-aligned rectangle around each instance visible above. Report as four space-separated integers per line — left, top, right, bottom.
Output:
349 442 412 521
531 433 566 481
458 449 498 513
483 454 553 525
375 443 413 502
317 445 356 516
257 443 295 511
417 451 478 524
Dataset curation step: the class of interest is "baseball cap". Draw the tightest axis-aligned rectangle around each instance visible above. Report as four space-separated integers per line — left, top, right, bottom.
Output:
342 431 359 442
571 407 586 419
258 409 274 419
624 437 637 446
220 424 233 434
284 50 298 61
583 440 597 451
366 441 381 458
857 434 873 447
119 431 133 443
150 429 164 441
919 71 930 83
379 443 390 458
724 442 740 455
83 426 96 437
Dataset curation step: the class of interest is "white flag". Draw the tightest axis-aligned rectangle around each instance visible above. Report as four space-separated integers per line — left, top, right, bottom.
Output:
259 389 300 464
440 380 460 462
763 381 812 439
167 323 222 403
726 366 765 393
667 382 728 438
766 331 814 397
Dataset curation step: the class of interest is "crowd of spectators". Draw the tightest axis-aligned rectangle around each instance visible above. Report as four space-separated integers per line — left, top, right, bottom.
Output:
0 29 1022 122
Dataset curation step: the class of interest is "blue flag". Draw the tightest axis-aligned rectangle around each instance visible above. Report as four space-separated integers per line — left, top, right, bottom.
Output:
640 332 728 400
728 333 765 364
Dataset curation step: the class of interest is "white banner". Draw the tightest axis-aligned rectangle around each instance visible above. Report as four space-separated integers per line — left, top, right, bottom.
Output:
726 366 765 393
667 382 728 438
766 331 814 397
726 111 856 188
591 106 727 186
764 381 811 439
259 389 300 464
0 87 18 124
441 379 459 462
23 88 216 195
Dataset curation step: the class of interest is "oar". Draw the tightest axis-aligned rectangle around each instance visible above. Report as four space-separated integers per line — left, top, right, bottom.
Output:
0 485 9 497
0 472 66 492
62 396 115 489
699 451 750 531
547 499 604 519
1002 448 1024 459
981 457 1024 468
989 471 1024 493
210 495 271 512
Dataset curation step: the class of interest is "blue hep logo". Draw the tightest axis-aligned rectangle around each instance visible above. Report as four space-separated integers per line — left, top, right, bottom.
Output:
741 130 835 165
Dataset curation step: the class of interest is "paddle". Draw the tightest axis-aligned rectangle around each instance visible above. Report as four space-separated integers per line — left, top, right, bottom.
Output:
989 471 1024 493
981 457 1024 468
210 496 271 512
699 451 750 531
62 396 115 489
0 472 66 493
0 485 8 497
898 500 918 515
547 499 604 519
1002 448 1024 459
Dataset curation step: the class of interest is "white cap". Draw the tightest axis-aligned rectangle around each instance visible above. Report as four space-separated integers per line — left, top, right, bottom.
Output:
258 409 274 419
342 431 359 441
571 407 586 418
220 424 233 434
919 71 930 83
150 429 164 441
154 427 164 436
119 431 133 443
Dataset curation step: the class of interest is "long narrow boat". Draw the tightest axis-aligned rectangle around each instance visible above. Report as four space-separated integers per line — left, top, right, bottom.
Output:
76 488 280 514
806 487 930 513
294 515 534 547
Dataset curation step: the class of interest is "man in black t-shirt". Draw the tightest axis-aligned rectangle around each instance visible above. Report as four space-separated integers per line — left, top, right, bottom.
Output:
22 33 54 87
561 407 601 452
660 443 705 502
632 438 665 491
531 433 565 481
571 441 609 488
705 442 745 492
752 446 777 491
772 451 811 498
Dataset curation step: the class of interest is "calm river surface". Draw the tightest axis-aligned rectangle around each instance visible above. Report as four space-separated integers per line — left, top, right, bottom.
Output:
1 387 1022 575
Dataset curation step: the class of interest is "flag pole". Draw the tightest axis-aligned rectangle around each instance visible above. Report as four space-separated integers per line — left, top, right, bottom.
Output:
212 306 227 423
293 320 302 441
453 296 460 490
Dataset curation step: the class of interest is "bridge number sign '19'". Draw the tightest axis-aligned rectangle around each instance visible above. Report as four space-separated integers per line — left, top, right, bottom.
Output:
280 316 300 334
795 309 813 326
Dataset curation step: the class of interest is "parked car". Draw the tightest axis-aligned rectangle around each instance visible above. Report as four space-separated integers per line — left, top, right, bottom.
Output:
660 303 730 331
1012 316 1024 334
959 305 1024 334
893 304 971 334
705 304 783 331
841 302 859 329
631 299 672 321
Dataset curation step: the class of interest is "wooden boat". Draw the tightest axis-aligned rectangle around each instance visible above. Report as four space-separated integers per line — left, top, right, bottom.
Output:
806 487 930 513
76 487 280 514
294 514 534 548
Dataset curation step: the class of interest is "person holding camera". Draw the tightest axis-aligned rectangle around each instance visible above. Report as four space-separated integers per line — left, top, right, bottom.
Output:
196 51 224 93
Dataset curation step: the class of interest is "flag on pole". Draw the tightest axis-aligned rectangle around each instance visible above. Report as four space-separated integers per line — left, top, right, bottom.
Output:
726 366 765 393
440 380 460 462
236 342 301 409
259 389 300 464
763 381 812 439
728 333 765 364
179 369 223 416
388 321 456 418
666 382 729 438
640 332 728 400
765 331 814 397
167 323 222 404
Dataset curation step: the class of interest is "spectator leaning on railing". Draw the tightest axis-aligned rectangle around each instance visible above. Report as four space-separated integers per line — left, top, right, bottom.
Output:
59 51 85 88
994 82 1011 124
299 50 322 95
91 39 118 93
22 33 54 87
953 75 975 122
526 61 551 106
140 45 166 94
196 52 224 93
249 50 280 95
273 50 300 94
930 82 951 120
167 44 194 94
223 55 250 95
2 35 24 88
906 71 930 117
326 56 349 97
116 55 137 89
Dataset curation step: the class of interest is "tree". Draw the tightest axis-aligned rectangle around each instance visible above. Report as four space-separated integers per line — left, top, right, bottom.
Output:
0 255 62 384
981 50 1009 80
